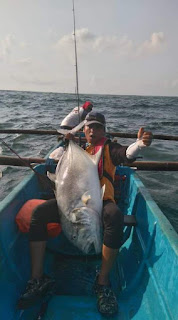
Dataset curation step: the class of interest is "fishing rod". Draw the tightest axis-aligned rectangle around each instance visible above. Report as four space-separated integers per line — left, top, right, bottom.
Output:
72 0 82 146
0 138 55 190
0 139 37 174
72 0 80 120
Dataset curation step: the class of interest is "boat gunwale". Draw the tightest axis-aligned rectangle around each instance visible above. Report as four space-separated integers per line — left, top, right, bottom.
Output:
131 170 178 255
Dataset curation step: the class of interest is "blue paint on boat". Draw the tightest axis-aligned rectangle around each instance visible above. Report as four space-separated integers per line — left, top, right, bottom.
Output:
0 154 177 319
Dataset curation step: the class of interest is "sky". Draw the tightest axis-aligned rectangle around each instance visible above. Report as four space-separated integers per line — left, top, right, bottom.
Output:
0 0 178 96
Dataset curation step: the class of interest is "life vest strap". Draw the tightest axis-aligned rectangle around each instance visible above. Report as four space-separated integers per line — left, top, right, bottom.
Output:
103 170 114 186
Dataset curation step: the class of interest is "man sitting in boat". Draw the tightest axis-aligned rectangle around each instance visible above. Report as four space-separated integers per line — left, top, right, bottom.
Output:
17 111 153 316
60 100 93 129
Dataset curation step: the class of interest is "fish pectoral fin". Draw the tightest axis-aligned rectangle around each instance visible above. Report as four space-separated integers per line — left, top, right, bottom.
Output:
81 191 91 205
70 212 77 222
101 184 105 199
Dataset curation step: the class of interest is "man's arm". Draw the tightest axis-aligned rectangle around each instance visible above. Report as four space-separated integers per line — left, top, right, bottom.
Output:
126 128 153 159
47 146 65 182
110 128 153 165
49 146 65 160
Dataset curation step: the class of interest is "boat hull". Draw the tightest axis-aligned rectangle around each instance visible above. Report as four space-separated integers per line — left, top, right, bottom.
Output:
0 163 177 319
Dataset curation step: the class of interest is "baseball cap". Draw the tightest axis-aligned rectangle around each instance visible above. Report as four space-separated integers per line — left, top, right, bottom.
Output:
84 111 106 127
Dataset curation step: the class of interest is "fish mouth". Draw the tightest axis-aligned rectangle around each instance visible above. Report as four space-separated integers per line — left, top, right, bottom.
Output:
68 207 102 254
81 234 102 254
78 208 102 254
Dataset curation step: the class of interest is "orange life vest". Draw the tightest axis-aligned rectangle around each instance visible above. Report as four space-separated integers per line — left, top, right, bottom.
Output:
15 199 62 237
85 137 116 202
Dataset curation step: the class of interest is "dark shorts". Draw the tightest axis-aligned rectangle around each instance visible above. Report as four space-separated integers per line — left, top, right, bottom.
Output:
29 199 123 249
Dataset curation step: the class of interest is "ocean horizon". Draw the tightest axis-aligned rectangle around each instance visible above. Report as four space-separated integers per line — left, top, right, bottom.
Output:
1 88 178 98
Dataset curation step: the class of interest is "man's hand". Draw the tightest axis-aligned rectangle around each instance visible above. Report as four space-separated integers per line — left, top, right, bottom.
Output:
137 127 153 146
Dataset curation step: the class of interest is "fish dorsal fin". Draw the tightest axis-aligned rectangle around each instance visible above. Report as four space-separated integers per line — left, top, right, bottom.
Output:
88 147 102 166
101 184 105 199
81 191 91 205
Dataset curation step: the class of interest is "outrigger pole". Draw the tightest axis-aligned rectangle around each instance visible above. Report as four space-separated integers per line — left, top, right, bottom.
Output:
0 129 177 141
1 155 178 171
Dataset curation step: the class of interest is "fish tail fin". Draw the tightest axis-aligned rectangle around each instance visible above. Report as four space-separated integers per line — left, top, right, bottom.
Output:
101 184 105 199
88 147 102 165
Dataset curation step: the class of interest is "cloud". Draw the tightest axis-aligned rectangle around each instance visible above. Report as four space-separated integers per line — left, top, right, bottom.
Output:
0 35 32 65
136 32 165 56
17 58 32 65
47 28 58 41
0 34 15 59
56 28 120 53
118 36 134 56
151 32 165 46
2 34 15 55
55 28 96 61
171 79 178 88
55 29 165 60
76 28 96 42
55 33 72 49
55 28 134 61
163 79 178 90
11 73 58 86
19 41 31 48
93 35 118 52
56 28 95 47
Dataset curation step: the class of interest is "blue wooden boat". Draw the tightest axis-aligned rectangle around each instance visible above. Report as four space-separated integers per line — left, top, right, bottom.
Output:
0 141 177 320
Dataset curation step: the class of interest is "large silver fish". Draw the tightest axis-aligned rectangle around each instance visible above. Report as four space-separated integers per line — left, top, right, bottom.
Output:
55 140 104 254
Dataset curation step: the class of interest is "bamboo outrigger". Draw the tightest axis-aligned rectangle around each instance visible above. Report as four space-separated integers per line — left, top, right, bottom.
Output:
0 128 178 141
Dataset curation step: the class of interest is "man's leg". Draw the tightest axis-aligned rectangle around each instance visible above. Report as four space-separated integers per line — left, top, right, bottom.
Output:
17 199 59 309
29 199 60 279
95 200 123 316
30 241 47 279
98 245 118 286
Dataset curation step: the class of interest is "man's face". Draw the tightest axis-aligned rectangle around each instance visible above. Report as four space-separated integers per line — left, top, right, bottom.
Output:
84 123 105 145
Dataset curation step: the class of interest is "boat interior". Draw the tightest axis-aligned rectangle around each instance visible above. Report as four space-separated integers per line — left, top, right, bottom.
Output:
0 164 177 320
